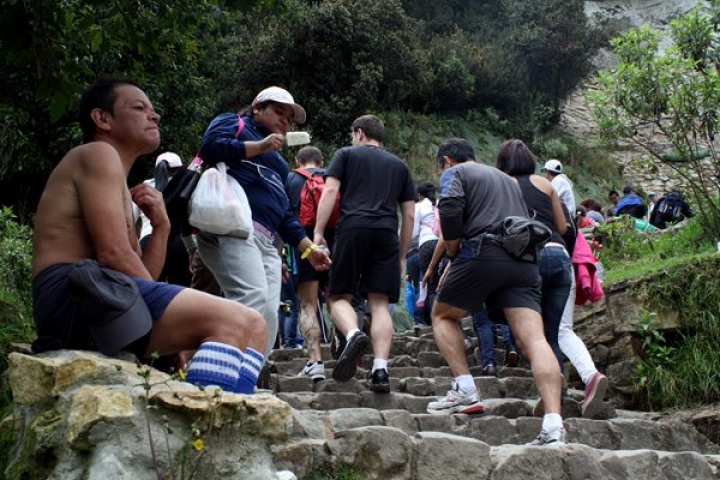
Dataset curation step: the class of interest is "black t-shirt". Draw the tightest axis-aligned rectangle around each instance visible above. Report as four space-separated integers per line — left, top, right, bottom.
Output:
285 167 324 216
326 145 415 231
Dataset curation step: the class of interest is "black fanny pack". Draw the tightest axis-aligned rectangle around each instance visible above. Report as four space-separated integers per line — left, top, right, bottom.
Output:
471 216 552 263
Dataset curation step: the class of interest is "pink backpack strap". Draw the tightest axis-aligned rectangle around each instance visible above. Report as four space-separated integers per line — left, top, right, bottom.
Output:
235 115 244 138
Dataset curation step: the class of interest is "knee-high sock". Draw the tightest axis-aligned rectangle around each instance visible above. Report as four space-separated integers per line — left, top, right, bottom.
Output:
236 347 265 394
186 341 244 392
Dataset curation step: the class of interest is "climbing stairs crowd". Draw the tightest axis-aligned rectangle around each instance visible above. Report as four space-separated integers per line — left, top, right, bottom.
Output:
266 321 720 479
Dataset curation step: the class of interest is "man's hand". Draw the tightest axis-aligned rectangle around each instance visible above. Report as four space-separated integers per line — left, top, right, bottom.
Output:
308 246 331 272
130 183 169 230
422 267 435 287
313 232 327 249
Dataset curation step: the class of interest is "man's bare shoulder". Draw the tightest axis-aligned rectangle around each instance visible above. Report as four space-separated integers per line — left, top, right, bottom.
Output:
64 141 124 175
32 142 127 276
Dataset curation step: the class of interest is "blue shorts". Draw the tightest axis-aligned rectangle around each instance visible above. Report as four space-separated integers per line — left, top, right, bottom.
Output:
33 262 184 356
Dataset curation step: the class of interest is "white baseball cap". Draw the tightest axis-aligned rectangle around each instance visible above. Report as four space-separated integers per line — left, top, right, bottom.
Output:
156 152 182 168
541 159 563 174
252 86 306 124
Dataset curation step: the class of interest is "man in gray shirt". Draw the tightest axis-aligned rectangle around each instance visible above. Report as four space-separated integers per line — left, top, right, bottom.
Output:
426 138 566 446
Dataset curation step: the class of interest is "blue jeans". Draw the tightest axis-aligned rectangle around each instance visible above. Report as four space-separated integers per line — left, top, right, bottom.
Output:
538 245 573 371
405 251 423 325
472 309 516 367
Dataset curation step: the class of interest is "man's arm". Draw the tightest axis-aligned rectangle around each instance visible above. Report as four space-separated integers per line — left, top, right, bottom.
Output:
76 143 153 279
313 176 341 245
130 182 170 279
398 200 415 262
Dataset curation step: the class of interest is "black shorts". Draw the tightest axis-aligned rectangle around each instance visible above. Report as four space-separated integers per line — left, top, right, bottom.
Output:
436 253 541 323
295 228 334 287
329 228 401 303
32 262 183 357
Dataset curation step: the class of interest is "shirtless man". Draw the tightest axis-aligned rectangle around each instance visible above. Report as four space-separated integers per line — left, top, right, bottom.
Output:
32 76 267 394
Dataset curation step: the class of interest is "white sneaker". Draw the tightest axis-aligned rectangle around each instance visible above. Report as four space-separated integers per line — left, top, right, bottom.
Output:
426 383 485 415
298 361 325 382
528 428 567 446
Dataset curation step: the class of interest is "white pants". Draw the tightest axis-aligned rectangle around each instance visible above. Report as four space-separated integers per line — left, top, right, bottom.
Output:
558 268 598 385
196 231 281 357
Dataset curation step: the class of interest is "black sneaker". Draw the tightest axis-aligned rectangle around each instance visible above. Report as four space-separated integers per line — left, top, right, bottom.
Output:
332 332 369 382
330 332 347 360
369 368 390 393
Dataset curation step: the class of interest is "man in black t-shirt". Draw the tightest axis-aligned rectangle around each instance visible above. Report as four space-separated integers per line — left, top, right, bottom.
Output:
314 115 415 392
285 146 331 381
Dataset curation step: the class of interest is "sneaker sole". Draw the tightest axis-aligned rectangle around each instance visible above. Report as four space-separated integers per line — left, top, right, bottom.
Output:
331 334 369 382
582 375 609 418
426 403 485 415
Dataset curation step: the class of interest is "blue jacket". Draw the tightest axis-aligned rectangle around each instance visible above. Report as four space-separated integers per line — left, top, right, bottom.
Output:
199 113 306 246
612 192 644 215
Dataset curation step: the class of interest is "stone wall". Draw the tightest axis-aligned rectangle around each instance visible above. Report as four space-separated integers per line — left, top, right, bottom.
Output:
569 280 682 408
559 0 717 197
2 349 293 480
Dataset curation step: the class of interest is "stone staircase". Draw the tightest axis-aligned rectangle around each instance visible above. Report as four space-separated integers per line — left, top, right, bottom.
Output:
267 322 720 479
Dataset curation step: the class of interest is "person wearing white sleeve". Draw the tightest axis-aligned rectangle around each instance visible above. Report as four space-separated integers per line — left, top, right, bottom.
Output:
542 159 575 215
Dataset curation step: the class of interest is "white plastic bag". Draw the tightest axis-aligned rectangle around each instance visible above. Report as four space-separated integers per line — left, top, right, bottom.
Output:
189 162 253 238
415 283 428 310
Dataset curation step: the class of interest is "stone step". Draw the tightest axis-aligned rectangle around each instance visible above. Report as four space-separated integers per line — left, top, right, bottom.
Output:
272 426 720 480
274 388 614 419
283 409 719 453
275 373 543 401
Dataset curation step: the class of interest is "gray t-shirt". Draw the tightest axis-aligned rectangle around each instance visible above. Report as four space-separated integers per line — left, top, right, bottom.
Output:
438 162 528 241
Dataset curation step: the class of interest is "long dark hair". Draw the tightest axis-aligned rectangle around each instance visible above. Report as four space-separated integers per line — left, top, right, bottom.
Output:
496 139 537 176
417 181 437 206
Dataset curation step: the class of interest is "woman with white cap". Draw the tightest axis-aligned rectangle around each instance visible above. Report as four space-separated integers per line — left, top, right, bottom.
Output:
196 86 331 374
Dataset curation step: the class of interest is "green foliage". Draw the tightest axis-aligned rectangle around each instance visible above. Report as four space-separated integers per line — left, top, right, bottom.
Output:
380 109 504 185
0 207 33 479
310 463 364 480
0 0 602 215
588 4 720 235
631 254 720 410
598 215 714 281
0 206 34 366
531 133 623 202
136 356 219 479
500 0 603 112
635 311 677 402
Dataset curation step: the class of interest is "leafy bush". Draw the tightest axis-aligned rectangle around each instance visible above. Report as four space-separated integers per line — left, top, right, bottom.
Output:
632 252 720 410
0 207 34 347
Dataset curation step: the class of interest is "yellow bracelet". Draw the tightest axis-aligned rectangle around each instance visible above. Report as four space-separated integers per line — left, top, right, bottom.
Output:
301 243 319 260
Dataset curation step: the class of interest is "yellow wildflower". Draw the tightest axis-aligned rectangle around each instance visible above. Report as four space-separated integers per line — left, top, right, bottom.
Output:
192 438 205 451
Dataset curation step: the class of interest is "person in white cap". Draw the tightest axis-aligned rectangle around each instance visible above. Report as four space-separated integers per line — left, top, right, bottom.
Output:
196 86 330 374
540 158 609 418
541 159 575 215
132 151 192 287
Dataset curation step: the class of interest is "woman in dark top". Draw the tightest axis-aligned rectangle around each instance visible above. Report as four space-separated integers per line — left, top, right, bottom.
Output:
495 139 570 372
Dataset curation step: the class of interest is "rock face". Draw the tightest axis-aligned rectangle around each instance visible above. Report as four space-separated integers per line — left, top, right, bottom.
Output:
560 1 715 196
3 349 292 480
